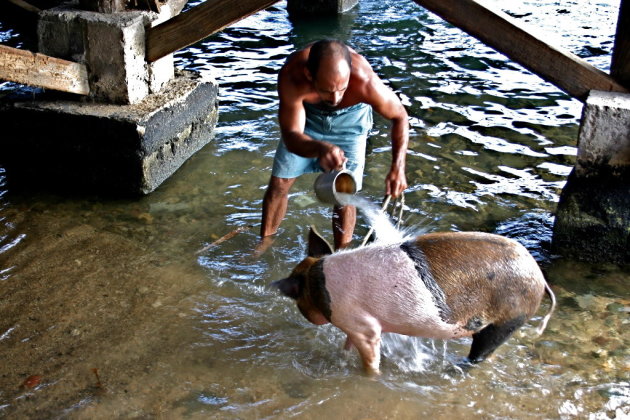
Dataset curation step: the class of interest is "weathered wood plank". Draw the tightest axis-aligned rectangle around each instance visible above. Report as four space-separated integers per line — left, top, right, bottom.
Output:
146 0 280 62
0 45 89 95
8 0 41 13
412 0 627 101
612 0 630 88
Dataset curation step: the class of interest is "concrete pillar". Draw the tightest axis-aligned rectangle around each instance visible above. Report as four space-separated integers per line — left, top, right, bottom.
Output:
552 90 630 263
38 6 174 104
0 70 218 195
287 0 359 17
0 4 219 195
611 0 630 87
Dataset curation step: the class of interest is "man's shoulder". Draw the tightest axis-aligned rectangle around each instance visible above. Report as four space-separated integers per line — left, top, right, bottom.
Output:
350 52 375 80
279 50 311 92
283 47 309 68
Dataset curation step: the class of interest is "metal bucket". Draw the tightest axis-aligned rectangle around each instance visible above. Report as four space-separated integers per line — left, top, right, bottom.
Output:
314 167 357 206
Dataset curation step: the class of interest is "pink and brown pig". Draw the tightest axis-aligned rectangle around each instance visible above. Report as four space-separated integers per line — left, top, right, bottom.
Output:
274 227 555 375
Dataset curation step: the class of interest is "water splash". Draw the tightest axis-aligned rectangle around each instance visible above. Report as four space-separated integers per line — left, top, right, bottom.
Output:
337 193 406 244
333 193 444 370
381 334 434 373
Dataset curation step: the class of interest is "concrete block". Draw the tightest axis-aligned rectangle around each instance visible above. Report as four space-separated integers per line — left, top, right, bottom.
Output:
79 0 126 13
552 90 630 263
287 0 359 17
149 54 175 94
576 90 630 178
85 13 149 103
552 170 630 264
148 53 174 94
146 12 175 94
38 7 87 62
37 6 175 104
0 70 218 195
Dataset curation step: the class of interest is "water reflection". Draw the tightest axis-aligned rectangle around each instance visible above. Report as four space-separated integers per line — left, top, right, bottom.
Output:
1 0 628 418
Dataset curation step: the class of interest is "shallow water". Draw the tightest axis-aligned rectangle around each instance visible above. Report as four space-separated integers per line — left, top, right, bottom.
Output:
1 0 629 418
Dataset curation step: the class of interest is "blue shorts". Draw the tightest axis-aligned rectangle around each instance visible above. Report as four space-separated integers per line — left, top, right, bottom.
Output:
272 102 373 190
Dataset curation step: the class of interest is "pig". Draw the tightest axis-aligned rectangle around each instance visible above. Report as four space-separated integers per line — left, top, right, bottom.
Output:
274 227 556 375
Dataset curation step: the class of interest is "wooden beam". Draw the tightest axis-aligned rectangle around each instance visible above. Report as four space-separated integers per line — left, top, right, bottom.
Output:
612 0 630 88
7 0 41 13
146 0 280 62
0 45 89 95
412 0 627 101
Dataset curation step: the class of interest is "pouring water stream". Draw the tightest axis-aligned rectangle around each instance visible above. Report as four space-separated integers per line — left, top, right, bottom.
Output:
336 192 409 245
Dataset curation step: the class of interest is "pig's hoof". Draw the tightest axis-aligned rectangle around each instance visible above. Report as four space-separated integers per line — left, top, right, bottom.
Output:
362 364 381 376
447 358 475 374
463 356 482 365
365 368 381 377
343 337 354 351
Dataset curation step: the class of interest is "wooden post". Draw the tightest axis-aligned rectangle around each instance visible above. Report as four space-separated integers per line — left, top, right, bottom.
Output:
146 0 280 62
412 0 627 102
0 45 89 95
612 0 630 88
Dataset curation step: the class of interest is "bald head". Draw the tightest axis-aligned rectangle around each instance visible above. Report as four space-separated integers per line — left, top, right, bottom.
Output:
306 40 352 81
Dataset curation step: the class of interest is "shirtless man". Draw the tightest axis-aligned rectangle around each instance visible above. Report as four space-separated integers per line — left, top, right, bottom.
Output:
261 39 409 250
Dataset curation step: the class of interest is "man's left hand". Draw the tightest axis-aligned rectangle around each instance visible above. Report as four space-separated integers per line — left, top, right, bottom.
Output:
385 167 407 198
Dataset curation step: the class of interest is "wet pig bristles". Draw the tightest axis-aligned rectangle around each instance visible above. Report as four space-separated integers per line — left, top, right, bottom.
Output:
274 226 556 375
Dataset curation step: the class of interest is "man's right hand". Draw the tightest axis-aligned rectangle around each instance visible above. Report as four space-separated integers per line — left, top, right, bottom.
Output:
318 143 346 171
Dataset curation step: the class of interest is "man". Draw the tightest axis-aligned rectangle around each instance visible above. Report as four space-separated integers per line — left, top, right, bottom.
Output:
261 39 409 250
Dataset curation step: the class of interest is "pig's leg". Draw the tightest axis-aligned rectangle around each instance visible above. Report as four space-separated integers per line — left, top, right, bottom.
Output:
466 316 525 363
344 330 382 375
343 335 354 350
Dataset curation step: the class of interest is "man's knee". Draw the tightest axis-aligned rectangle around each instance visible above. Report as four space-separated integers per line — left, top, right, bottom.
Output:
333 204 356 214
266 176 295 197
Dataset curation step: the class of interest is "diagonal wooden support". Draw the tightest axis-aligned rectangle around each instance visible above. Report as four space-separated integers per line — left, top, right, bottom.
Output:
412 0 627 101
146 0 280 62
0 45 89 95
8 0 41 13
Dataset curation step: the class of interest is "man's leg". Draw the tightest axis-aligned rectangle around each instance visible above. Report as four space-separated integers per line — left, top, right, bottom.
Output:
261 176 296 238
332 204 356 250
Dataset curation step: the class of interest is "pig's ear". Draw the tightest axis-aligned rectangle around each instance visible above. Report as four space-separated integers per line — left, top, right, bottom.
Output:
272 277 301 299
308 225 333 258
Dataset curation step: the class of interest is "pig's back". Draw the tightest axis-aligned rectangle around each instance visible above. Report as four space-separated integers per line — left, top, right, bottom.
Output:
322 243 463 338
321 232 546 338
415 232 546 324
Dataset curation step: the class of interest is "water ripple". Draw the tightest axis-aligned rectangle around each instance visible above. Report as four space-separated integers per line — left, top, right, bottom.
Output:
1 0 626 418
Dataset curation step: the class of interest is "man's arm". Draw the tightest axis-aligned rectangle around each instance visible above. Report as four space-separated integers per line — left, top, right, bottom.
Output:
364 72 409 197
277 70 346 171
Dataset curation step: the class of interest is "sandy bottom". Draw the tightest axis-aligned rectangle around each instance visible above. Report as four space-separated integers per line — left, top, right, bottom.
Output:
0 210 208 418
